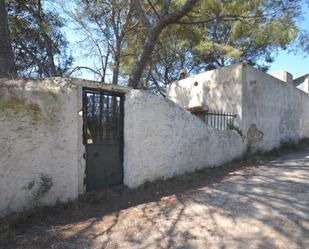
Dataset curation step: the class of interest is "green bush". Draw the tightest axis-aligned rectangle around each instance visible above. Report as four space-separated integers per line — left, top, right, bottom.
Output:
242 138 309 165
79 191 105 204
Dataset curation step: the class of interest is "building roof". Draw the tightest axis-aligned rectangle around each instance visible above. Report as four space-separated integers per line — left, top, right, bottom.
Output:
294 74 309 86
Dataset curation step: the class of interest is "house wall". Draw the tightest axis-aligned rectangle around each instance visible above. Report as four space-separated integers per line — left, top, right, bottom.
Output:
0 77 129 217
296 77 309 94
166 64 243 126
2 65 308 216
167 63 309 151
242 65 309 150
124 90 246 188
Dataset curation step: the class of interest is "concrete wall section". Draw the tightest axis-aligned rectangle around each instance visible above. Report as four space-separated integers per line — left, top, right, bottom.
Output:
242 65 309 150
124 90 246 188
296 77 309 94
0 77 130 217
0 78 80 216
297 87 309 139
167 64 243 126
167 63 309 151
1 66 308 215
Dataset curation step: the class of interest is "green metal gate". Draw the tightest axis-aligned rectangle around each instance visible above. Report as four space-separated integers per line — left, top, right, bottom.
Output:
83 87 124 191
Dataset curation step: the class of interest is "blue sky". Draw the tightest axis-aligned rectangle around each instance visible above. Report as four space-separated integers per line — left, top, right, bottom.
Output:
63 1 309 82
269 3 309 79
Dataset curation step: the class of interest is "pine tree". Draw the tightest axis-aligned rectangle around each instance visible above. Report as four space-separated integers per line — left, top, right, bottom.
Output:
0 0 15 77
7 0 73 77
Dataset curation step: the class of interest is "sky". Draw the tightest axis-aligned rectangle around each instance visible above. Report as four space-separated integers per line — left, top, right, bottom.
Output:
63 1 309 82
269 3 309 79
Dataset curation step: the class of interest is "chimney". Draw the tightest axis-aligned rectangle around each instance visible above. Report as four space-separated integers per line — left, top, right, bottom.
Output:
179 69 187 80
271 71 293 84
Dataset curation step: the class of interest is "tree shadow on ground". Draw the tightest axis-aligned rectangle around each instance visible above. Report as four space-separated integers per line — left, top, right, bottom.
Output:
1 150 309 249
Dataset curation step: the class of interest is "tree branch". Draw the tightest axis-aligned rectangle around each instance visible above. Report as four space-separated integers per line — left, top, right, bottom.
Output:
134 0 151 27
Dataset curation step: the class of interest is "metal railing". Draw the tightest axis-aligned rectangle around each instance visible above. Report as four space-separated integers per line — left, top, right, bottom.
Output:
205 110 237 130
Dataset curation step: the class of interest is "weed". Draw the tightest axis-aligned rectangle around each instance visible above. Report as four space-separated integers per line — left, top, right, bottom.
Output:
79 191 105 204
23 173 53 206
227 123 244 138
0 222 11 242
242 138 309 165
34 173 53 202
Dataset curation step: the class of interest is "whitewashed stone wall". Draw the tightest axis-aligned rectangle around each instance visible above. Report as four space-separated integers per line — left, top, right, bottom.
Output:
167 63 309 151
0 78 79 216
2 64 308 216
242 65 309 150
167 64 243 126
0 77 129 217
295 76 309 94
124 90 247 188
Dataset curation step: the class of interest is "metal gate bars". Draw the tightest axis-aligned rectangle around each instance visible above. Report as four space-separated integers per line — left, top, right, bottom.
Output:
82 87 124 191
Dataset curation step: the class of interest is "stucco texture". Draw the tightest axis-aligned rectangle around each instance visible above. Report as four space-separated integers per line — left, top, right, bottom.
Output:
124 90 246 188
167 64 243 126
2 63 308 216
242 65 309 150
167 63 309 151
0 77 129 217
0 78 80 216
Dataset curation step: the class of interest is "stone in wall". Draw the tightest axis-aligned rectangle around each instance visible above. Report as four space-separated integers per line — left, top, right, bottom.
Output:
247 124 264 145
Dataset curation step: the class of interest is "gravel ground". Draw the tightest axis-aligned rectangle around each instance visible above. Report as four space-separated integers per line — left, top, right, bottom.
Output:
1 149 309 249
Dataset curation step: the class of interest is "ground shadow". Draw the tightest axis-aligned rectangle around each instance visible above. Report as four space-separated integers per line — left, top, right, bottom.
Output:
1 149 309 249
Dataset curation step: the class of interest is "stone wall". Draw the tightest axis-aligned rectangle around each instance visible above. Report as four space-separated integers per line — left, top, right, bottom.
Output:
0 77 129 217
167 63 309 151
0 78 79 216
1 78 246 215
123 90 246 188
167 64 243 126
2 64 308 216
295 75 309 94
242 65 309 150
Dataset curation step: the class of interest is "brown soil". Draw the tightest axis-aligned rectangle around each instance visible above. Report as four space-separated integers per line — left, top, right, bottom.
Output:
1 149 308 249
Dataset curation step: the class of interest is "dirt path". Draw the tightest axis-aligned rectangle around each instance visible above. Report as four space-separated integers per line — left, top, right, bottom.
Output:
2 149 309 249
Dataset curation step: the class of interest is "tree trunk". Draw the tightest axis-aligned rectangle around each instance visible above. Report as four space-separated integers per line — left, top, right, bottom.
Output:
0 0 15 77
101 48 110 83
128 26 161 88
112 43 121 85
128 0 198 88
36 0 57 76
42 33 57 76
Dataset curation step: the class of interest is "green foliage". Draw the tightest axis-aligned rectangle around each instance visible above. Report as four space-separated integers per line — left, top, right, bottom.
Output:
79 191 105 204
0 94 42 123
242 138 309 165
123 0 307 91
24 173 53 205
7 0 73 77
0 222 11 243
34 173 53 201
227 123 243 138
64 0 133 83
46 0 309 90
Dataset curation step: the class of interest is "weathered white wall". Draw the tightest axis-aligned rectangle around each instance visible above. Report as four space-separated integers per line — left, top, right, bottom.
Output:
0 77 129 217
167 64 243 126
124 90 246 188
296 77 309 94
167 63 309 151
242 65 309 150
0 78 79 216
2 65 308 216
271 71 293 84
